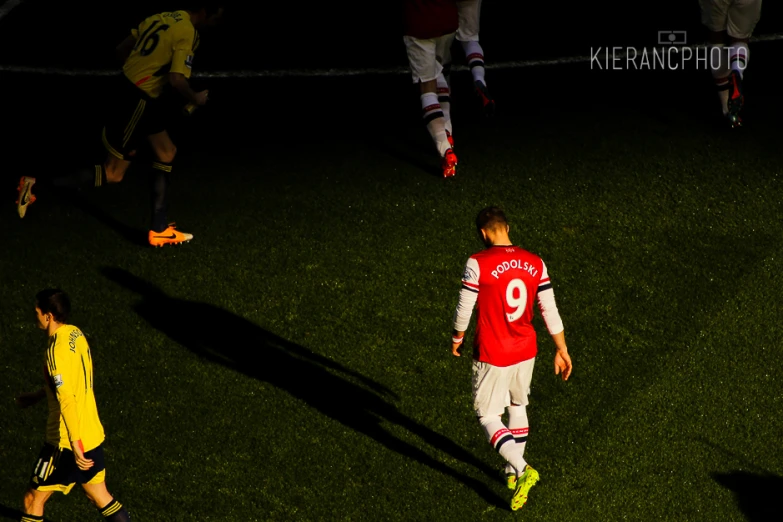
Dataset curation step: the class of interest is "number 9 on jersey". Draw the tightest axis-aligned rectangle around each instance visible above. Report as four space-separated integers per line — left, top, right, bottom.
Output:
506 278 527 322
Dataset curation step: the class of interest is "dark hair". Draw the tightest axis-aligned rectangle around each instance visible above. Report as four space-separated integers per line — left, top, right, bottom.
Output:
476 206 508 234
187 1 224 16
35 289 71 323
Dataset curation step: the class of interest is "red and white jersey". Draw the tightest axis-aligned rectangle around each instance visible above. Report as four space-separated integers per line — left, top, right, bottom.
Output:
403 0 459 40
453 245 564 367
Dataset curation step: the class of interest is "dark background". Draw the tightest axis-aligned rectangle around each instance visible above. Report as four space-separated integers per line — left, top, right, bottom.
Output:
1 0 781 170
0 1 780 72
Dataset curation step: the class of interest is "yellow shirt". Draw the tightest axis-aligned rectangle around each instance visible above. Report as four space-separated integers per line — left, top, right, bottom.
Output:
123 10 199 98
44 325 105 451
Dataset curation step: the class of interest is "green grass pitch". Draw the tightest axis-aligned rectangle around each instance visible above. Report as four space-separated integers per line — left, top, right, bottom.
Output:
2 58 783 521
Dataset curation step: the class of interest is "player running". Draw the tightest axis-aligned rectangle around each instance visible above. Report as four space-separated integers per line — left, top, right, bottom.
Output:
15 289 131 521
403 0 459 178
700 0 762 127
16 3 224 246
450 207 572 511
452 0 494 116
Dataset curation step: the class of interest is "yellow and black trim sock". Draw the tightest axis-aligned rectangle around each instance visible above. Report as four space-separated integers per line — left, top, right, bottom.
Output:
100 499 131 521
94 164 107 187
49 164 106 188
20 515 44 522
150 161 173 233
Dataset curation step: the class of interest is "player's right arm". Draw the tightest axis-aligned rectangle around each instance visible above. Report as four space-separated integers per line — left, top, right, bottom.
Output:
452 257 480 356
551 330 572 380
168 22 208 105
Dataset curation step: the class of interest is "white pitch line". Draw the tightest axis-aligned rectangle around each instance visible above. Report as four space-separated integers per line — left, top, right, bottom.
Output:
0 0 23 21
0 32 780 78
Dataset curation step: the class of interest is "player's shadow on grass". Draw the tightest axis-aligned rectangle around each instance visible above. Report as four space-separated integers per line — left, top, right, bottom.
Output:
712 471 783 521
49 187 146 247
0 504 54 522
373 133 444 178
100 266 507 508
71 193 146 247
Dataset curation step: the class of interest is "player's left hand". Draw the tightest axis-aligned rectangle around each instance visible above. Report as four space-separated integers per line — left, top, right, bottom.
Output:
72 440 94 470
554 350 572 381
451 342 462 357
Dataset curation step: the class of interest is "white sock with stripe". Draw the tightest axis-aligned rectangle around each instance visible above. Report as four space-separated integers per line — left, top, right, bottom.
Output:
436 73 452 136
481 416 527 477
709 43 729 115
420 92 450 156
729 42 749 79
461 40 486 86
509 404 529 465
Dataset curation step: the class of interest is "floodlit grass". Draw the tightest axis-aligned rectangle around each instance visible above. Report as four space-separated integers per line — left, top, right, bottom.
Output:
2 60 783 521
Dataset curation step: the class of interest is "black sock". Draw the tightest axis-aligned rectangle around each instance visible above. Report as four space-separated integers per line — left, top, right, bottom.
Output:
20 515 44 522
150 161 172 233
99 499 131 521
48 164 106 188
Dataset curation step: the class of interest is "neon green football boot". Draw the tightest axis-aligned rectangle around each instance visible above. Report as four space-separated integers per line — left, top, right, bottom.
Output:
510 465 539 511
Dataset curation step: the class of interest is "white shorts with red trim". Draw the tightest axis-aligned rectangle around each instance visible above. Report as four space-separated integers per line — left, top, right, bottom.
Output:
699 0 761 39
456 0 482 41
403 33 456 83
472 357 535 417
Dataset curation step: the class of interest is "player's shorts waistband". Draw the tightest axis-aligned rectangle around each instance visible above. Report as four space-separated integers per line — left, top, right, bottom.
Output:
120 74 156 101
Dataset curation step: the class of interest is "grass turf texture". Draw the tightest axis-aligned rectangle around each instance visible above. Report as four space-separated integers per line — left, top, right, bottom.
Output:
2 53 783 520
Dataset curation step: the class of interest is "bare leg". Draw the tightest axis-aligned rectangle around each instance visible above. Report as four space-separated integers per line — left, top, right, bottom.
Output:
104 154 132 183
83 481 131 521
22 488 54 517
82 481 114 508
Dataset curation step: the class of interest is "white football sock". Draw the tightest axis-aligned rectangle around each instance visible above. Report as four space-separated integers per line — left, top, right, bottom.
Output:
436 73 452 135
508 405 529 455
504 405 530 474
709 43 729 115
462 40 486 85
729 42 749 78
480 416 527 477
420 92 450 156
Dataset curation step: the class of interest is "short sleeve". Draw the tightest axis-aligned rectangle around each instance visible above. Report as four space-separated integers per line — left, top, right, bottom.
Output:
170 23 195 77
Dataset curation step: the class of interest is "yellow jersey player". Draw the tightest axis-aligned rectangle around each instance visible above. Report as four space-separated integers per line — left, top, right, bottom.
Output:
15 3 224 247
15 289 131 521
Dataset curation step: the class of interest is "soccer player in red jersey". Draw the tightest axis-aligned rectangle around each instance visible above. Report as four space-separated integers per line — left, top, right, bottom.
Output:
699 0 761 127
403 0 459 177
450 207 572 511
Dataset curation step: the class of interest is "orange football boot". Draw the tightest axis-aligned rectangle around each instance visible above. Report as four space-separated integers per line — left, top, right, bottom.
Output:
148 223 193 247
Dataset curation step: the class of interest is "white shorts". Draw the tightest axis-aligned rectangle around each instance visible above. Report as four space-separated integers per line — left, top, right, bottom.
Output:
699 0 762 40
456 0 482 41
472 358 535 417
403 33 455 83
